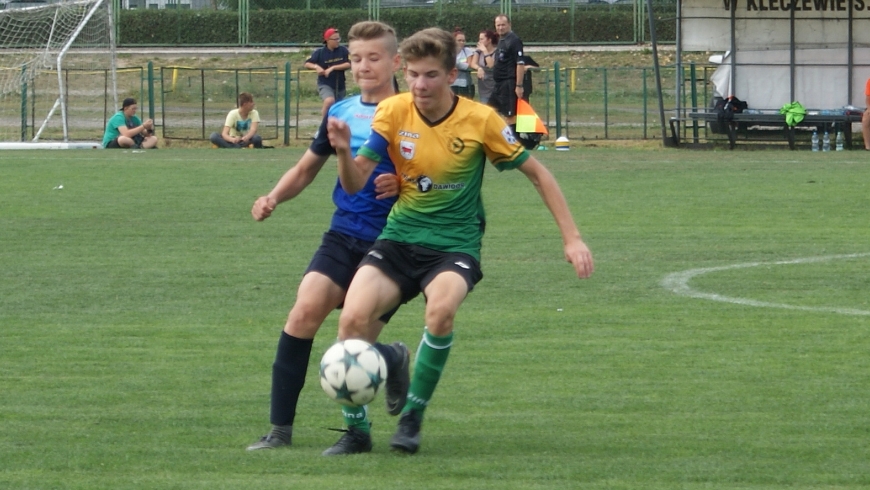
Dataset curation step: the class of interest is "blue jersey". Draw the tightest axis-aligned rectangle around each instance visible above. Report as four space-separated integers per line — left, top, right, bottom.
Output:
310 95 397 243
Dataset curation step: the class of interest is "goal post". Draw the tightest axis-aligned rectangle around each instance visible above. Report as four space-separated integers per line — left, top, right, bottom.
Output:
0 0 117 147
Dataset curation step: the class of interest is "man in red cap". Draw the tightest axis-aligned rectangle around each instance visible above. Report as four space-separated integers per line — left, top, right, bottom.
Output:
304 27 351 118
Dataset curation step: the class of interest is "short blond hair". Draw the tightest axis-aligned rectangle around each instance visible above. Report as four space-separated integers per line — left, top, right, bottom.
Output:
347 21 398 55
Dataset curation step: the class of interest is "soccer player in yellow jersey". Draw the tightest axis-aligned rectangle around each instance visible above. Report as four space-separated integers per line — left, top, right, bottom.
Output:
327 27 594 455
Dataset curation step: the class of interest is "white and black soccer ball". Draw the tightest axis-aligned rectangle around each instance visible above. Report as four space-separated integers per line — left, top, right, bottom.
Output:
320 339 387 407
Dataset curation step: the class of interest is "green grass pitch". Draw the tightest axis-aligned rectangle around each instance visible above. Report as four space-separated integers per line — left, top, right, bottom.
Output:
1 147 868 489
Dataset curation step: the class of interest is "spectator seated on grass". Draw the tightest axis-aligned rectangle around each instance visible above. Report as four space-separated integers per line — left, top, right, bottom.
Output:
102 97 157 149
210 92 263 149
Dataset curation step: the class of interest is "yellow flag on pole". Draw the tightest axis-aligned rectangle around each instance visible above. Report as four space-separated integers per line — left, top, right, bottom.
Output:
515 98 548 136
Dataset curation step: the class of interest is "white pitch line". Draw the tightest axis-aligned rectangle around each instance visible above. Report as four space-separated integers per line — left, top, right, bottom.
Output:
661 253 870 316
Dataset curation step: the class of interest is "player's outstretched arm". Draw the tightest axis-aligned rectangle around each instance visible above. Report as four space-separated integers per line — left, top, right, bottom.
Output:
327 117 377 194
517 156 594 279
251 149 329 221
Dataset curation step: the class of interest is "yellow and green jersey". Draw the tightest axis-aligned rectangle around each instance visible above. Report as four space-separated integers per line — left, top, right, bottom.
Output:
357 93 529 261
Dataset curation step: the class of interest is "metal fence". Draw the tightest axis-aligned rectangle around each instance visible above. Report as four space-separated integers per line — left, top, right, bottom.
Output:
546 65 678 141
0 61 681 144
0 67 143 143
155 63 678 144
159 66 281 141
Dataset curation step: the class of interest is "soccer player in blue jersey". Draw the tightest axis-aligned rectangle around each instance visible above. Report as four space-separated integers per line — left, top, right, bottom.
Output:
327 27 594 455
247 21 411 453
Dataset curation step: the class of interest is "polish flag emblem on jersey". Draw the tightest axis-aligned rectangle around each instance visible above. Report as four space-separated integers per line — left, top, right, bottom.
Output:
400 140 416 159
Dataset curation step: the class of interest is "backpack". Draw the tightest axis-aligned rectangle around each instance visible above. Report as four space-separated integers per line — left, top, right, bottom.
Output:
714 96 748 124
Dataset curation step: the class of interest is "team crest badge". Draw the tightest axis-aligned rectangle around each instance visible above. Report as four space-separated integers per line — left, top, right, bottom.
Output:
501 126 518 146
400 140 416 159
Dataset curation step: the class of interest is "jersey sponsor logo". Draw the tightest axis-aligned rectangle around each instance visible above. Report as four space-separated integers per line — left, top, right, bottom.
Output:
450 137 465 154
402 173 464 193
400 140 416 159
355 112 373 120
398 130 420 139
416 176 433 192
433 183 465 191
501 126 518 145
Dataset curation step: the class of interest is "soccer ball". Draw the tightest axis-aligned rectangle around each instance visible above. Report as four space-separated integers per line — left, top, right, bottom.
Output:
319 339 387 407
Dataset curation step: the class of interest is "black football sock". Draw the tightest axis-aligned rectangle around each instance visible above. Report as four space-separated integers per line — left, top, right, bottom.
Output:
270 331 313 427
268 424 293 444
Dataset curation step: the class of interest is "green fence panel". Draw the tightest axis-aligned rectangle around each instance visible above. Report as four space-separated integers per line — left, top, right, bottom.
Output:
0 66 142 142
543 65 676 142
4 61 680 145
159 66 280 141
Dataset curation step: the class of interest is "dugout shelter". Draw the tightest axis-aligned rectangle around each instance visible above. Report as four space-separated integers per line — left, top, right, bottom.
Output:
656 0 870 145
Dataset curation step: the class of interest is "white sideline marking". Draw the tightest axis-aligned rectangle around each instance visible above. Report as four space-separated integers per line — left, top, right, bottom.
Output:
661 253 870 316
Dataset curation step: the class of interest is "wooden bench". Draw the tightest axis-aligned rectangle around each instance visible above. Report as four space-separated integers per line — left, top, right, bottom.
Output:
669 111 863 149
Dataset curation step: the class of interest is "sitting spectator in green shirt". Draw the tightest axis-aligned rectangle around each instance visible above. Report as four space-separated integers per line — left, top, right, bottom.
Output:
102 97 157 149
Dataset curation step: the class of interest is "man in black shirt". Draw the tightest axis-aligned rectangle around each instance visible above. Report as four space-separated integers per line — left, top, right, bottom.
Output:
490 14 525 129
304 27 351 119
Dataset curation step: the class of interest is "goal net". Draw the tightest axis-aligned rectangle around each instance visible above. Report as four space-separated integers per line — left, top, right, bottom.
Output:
0 0 117 147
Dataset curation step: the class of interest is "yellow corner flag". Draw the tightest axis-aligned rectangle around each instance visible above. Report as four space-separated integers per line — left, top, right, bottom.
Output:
515 99 548 136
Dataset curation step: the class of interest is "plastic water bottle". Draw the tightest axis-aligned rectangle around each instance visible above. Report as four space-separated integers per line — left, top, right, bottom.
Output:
811 130 819 151
822 131 831 152
835 131 844 151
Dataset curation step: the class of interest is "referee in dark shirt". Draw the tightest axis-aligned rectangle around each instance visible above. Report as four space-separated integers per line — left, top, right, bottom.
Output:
490 14 525 131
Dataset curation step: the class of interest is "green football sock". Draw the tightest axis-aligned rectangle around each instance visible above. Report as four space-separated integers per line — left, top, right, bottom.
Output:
342 405 370 433
404 328 453 414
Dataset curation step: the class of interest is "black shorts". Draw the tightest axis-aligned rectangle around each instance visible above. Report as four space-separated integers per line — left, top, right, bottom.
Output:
104 133 145 149
305 230 399 322
359 239 483 305
489 79 517 118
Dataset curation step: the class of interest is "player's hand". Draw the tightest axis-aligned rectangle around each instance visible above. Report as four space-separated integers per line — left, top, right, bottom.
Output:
477 67 485 80
374 173 400 200
252 195 277 221
564 238 594 279
326 117 351 153
515 86 524 97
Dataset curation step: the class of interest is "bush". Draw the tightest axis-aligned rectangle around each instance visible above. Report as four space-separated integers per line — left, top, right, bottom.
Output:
119 10 237 45
118 5 675 45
